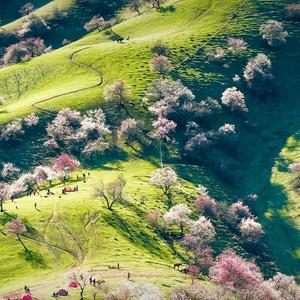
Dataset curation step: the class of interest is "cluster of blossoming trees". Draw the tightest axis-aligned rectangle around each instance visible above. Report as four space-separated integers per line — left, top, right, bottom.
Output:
0 154 80 212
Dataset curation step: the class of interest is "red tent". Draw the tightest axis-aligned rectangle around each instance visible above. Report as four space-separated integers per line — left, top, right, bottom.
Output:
69 281 78 288
21 294 33 300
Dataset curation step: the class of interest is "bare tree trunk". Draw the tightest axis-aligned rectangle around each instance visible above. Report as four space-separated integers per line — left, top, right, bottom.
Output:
17 235 28 252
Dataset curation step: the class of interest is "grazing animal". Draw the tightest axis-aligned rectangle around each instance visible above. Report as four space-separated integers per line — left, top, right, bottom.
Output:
174 262 182 269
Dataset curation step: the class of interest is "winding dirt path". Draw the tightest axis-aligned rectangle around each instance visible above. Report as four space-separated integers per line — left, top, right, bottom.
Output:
31 46 103 115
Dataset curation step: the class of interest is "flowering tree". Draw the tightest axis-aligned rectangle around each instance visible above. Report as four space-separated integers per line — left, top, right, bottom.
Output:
185 132 210 152
163 204 192 234
259 20 288 47
152 117 176 141
195 195 217 218
52 155 80 179
228 38 248 54
4 217 28 251
209 250 263 294
218 123 236 137
105 80 131 110
149 166 179 208
229 201 253 221
33 166 59 185
207 47 225 62
13 172 37 195
45 108 110 155
150 55 172 75
3 38 50 65
243 53 272 91
171 282 231 300
221 87 248 113
69 271 89 300
147 210 164 229
1 163 20 182
269 272 300 300
129 0 143 13
117 118 142 144
18 13 50 37
23 113 39 127
189 216 216 246
19 3 35 15
286 3 300 20
96 174 127 210
84 16 117 32
0 184 12 212
0 120 24 142
146 79 195 117
105 281 162 300
187 265 200 283
239 218 264 243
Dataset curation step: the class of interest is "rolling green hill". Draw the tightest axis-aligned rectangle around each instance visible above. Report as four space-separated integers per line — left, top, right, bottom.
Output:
0 0 299 298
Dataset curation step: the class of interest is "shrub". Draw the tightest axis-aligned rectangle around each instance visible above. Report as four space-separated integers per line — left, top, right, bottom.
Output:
259 20 288 47
221 87 248 113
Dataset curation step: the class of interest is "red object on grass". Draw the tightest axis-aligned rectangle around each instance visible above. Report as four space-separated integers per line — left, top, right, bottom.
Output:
22 294 33 300
69 281 78 288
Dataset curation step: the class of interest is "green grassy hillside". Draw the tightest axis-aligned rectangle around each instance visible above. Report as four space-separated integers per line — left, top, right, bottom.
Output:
0 0 299 297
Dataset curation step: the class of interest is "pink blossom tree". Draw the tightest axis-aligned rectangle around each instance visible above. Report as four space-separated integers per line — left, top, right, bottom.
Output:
69 271 88 300
209 250 263 295
84 16 117 32
187 265 200 283
195 195 217 218
149 166 179 208
52 155 80 180
147 209 165 229
3 38 50 65
259 20 288 47
4 217 28 251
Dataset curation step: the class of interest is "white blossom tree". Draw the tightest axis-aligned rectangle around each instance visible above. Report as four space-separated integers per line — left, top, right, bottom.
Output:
149 166 179 208
1 163 20 182
243 53 272 91
228 38 248 54
259 20 288 47
189 216 216 246
163 204 192 234
221 87 248 113
239 217 264 243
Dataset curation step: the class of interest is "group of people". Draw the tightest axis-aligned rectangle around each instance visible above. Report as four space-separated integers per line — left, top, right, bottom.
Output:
61 185 79 194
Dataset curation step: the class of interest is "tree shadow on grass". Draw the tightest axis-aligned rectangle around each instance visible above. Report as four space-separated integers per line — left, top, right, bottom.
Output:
102 210 169 259
19 249 47 269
